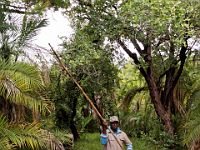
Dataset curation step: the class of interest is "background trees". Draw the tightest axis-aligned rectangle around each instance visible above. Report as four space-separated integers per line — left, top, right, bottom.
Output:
48 30 119 140
66 0 200 136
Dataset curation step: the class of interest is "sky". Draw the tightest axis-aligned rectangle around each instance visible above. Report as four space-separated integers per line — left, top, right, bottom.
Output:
28 9 74 65
34 9 74 49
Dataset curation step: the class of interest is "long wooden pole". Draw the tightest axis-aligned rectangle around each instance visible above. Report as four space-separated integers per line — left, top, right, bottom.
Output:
49 44 124 149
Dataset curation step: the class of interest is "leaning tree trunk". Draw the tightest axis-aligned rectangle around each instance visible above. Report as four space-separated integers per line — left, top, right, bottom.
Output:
67 80 80 141
147 76 174 135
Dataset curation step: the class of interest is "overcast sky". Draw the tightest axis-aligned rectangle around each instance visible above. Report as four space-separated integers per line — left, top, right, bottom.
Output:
34 9 74 49
24 9 74 65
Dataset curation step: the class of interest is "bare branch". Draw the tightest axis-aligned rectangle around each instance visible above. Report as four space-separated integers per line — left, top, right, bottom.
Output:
130 38 143 55
116 38 149 80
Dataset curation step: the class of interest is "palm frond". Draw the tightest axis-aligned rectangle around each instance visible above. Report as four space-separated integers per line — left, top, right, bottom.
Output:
183 87 200 146
0 116 64 150
0 116 15 149
0 61 43 89
0 116 42 150
184 119 200 146
0 60 52 113
0 115 66 150
1 122 43 149
119 86 147 110
17 15 48 48
40 129 65 150
9 123 46 149
0 139 14 150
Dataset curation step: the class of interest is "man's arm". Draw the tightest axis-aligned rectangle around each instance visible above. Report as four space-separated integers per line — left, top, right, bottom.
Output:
100 133 108 145
126 143 132 150
123 132 132 150
100 122 108 145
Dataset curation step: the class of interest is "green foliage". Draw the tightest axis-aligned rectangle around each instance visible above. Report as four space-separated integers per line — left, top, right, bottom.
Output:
79 116 93 132
52 130 73 149
0 115 66 150
0 60 51 113
18 15 47 48
0 7 47 61
73 133 162 150
183 62 200 147
133 136 163 150
1 0 199 149
117 61 147 111
0 1 72 150
67 0 200 138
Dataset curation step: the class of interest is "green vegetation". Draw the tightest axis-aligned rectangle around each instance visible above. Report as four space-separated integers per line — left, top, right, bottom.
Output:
73 133 103 150
73 133 162 150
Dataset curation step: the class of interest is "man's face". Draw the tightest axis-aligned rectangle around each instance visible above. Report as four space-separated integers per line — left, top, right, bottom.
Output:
110 121 119 131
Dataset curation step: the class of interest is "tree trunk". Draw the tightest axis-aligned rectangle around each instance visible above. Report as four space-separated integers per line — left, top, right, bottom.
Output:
10 104 25 123
190 141 200 150
70 122 79 141
70 97 80 141
1 98 10 118
32 109 40 122
120 38 190 137
147 76 174 135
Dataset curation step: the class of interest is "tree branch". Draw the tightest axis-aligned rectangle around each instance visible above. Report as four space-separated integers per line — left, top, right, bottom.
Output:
171 45 187 89
130 38 143 55
155 35 170 48
3 8 35 14
116 38 148 80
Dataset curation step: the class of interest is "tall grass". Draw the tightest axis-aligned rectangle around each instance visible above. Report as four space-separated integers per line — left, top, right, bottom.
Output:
73 133 103 150
73 133 162 150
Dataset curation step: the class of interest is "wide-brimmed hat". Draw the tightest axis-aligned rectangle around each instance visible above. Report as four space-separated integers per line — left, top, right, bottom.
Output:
110 116 119 123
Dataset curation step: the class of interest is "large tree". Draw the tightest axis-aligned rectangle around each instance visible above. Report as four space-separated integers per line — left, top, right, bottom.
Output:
66 0 200 135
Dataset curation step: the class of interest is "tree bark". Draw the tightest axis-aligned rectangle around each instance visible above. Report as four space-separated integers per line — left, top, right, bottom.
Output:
190 141 200 150
147 76 174 135
11 104 25 123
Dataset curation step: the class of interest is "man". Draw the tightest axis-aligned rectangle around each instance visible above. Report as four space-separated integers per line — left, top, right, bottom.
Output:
100 116 132 150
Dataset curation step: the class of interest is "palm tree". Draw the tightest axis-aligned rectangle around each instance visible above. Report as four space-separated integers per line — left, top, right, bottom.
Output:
0 4 67 149
0 60 50 121
0 10 47 62
183 62 200 150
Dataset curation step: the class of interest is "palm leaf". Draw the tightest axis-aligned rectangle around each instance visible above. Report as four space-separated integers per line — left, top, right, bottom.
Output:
183 77 200 146
0 116 65 150
0 60 52 113
17 15 48 48
1 122 43 149
40 129 65 150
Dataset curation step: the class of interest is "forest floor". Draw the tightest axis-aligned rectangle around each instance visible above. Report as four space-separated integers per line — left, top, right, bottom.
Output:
73 133 164 150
